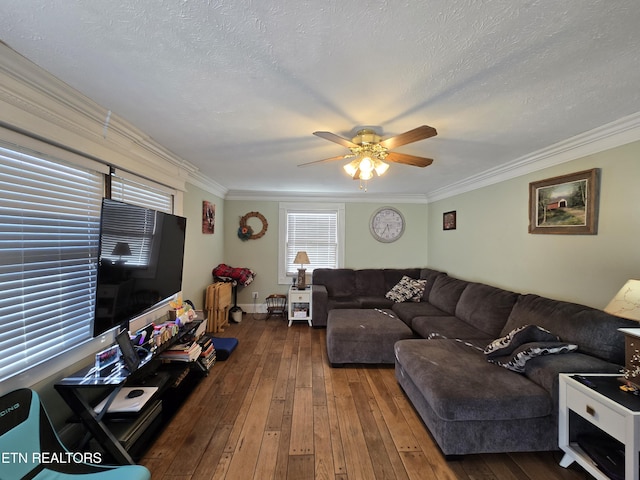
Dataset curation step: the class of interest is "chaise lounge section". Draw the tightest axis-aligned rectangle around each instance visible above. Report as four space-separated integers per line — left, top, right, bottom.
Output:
312 267 636 456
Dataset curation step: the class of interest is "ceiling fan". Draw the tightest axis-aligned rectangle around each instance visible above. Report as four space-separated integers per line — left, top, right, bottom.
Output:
299 125 437 185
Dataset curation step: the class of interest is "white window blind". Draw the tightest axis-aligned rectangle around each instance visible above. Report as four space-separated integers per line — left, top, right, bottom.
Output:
279 203 345 282
0 146 103 382
111 174 173 214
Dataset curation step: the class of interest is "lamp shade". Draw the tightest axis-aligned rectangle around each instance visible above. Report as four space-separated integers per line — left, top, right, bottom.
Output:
604 279 640 321
112 242 132 257
294 251 310 266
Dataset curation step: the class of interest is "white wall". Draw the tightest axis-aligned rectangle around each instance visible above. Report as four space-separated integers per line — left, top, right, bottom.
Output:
427 140 640 309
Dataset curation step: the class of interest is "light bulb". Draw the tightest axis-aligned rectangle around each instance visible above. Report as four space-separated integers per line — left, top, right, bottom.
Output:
359 156 373 172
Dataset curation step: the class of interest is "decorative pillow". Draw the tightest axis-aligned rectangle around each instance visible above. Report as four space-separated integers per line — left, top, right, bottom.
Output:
484 324 559 358
488 341 578 373
385 276 425 303
410 279 427 302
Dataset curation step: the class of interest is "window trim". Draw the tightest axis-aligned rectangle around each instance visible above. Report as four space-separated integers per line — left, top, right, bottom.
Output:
278 202 345 284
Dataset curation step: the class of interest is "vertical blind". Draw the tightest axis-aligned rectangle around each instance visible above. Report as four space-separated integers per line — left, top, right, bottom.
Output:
0 146 103 382
285 210 338 274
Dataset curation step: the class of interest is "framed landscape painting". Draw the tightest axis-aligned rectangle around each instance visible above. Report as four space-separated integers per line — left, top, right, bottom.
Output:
528 168 600 235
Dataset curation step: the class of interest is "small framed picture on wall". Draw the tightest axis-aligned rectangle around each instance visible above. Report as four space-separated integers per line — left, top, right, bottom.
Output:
443 210 456 230
202 201 215 234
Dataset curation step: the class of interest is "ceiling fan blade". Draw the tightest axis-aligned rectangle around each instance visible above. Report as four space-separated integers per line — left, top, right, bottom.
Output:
298 155 348 167
379 125 437 149
386 151 434 167
313 131 358 148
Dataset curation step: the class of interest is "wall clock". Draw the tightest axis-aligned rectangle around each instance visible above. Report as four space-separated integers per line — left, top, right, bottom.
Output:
370 207 405 243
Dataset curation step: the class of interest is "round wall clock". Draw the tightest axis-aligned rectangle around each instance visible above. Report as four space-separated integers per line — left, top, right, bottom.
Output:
370 207 405 243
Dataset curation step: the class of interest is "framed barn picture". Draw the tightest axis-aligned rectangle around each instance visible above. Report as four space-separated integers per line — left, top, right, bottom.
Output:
528 169 600 235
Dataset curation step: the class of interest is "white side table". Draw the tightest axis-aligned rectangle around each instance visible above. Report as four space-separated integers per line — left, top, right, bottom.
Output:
558 373 640 480
288 285 312 327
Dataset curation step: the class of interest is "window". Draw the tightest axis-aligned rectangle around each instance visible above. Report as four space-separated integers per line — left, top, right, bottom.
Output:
278 203 345 283
0 145 104 382
110 172 174 214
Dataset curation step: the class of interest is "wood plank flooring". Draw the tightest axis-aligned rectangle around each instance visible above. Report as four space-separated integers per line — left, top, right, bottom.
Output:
141 315 589 479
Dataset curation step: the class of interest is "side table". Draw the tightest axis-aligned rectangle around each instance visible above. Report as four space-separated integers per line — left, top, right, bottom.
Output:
558 373 640 480
288 285 312 327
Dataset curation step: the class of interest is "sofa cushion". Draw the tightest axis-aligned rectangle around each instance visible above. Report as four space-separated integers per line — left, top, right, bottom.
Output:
385 276 426 303
392 302 449 328
454 282 518 337
427 275 470 315
484 324 560 358
358 296 395 309
394 339 552 421
312 268 356 298
327 298 361 311
412 316 494 343
488 341 578 373
419 268 447 300
355 269 386 297
502 294 637 364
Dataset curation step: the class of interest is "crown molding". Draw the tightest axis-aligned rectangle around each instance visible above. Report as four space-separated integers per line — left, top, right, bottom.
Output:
426 112 640 202
224 189 430 204
0 42 199 191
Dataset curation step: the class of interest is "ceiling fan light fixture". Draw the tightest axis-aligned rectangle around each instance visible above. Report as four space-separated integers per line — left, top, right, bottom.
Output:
343 158 360 177
374 159 389 176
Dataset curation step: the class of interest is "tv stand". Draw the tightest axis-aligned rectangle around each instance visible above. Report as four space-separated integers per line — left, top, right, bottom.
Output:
55 319 209 465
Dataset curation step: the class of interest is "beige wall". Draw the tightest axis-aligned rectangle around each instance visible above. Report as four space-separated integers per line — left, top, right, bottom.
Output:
222 200 430 309
427 140 640 309
181 185 225 309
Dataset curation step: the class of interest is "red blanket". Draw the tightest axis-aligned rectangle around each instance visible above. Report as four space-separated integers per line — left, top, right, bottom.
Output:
212 264 256 286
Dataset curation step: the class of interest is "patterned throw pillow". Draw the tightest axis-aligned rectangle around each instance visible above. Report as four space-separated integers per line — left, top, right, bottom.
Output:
385 276 426 303
487 342 578 373
483 324 559 358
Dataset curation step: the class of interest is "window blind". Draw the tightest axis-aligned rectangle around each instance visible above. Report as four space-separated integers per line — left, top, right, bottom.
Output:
0 146 103 382
285 210 339 275
111 175 173 214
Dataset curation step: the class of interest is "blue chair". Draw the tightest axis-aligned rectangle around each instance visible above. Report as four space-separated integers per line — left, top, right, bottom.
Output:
0 388 150 479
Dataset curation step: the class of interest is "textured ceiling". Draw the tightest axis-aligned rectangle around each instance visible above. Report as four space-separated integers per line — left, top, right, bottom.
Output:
1 0 640 198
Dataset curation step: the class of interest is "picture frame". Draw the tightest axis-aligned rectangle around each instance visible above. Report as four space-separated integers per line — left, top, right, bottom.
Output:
443 210 457 230
528 168 600 235
202 201 215 234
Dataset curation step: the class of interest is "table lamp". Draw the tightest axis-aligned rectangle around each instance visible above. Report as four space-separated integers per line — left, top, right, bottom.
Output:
604 279 640 387
294 251 310 290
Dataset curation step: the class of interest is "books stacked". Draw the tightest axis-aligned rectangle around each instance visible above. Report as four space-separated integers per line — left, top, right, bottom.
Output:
159 340 202 362
197 335 216 371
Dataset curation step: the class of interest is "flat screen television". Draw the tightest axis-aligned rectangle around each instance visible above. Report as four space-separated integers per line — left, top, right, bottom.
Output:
93 198 187 337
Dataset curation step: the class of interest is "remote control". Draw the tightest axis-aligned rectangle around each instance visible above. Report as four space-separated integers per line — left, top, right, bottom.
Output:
573 375 597 389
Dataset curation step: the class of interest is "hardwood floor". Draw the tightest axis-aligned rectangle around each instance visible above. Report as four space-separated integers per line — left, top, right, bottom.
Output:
141 315 589 479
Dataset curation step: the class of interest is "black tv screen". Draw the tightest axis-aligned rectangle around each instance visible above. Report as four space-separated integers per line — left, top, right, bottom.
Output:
93 198 187 337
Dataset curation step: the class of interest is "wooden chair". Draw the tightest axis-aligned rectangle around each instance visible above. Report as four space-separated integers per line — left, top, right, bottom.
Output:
265 294 287 320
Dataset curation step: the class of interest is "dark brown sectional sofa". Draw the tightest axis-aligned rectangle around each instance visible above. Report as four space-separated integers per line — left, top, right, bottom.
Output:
311 267 636 456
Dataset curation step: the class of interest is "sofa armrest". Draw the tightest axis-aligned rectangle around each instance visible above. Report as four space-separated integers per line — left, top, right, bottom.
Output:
312 285 329 327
